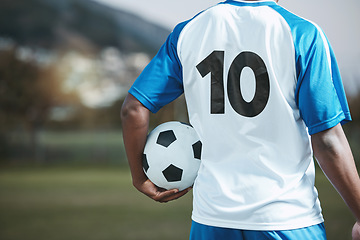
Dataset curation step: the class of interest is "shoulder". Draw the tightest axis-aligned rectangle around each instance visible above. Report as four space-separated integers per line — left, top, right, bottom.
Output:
269 5 324 41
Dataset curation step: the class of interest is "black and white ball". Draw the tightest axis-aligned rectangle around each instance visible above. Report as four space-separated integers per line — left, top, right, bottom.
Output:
142 121 202 191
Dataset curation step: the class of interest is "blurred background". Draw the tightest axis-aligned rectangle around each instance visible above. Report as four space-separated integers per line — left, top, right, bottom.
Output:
0 0 359 239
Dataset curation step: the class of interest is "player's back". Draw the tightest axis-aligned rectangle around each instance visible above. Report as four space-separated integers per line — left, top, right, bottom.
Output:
177 1 324 230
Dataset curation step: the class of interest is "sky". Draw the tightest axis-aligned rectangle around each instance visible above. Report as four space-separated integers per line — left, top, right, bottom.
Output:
95 0 360 95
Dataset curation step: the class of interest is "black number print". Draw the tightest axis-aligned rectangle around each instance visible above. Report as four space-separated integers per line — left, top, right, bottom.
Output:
196 51 270 117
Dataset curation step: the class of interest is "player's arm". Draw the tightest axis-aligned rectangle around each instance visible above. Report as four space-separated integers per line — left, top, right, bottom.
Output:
311 123 360 239
121 93 190 203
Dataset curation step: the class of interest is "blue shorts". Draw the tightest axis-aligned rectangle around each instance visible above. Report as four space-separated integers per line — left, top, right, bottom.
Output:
190 221 327 240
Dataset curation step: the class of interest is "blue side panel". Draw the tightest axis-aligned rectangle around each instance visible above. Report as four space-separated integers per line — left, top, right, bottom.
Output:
269 5 351 134
129 21 189 113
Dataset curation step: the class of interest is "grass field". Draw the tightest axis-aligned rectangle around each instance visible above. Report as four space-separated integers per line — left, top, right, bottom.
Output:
0 166 192 240
0 166 355 240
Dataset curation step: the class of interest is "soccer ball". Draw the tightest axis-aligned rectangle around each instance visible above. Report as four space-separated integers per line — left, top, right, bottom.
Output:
142 121 202 191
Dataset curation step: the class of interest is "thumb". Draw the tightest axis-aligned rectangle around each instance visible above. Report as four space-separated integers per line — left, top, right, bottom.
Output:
352 222 360 240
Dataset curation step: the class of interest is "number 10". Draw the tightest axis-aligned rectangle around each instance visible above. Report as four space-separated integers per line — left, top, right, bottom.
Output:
196 51 270 117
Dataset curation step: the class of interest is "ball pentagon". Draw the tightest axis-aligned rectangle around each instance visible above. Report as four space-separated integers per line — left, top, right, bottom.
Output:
162 164 183 182
192 141 202 160
156 130 177 147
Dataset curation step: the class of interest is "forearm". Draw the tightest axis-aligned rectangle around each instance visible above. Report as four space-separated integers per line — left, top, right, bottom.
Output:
312 124 360 221
121 94 190 202
121 94 150 187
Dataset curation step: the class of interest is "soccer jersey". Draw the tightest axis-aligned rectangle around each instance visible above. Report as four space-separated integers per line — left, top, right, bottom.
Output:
129 0 351 231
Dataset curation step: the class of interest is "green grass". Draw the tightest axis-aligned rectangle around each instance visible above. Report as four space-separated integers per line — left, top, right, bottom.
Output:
0 167 192 240
0 166 355 240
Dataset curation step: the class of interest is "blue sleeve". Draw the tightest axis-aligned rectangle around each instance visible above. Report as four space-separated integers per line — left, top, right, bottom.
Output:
271 5 352 135
294 24 351 135
128 22 187 113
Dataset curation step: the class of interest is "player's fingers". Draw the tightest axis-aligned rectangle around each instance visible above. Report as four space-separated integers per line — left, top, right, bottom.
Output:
157 187 191 203
163 188 191 202
152 188 179 203
352 222 360 240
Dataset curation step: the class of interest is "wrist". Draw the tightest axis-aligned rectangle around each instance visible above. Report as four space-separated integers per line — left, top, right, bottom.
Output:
131 172 148 188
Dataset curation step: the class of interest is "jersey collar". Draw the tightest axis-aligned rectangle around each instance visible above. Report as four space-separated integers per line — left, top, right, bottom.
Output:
223 0 278 6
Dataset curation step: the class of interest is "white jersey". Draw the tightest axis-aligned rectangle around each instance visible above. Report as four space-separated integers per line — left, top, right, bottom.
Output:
129 0 351 230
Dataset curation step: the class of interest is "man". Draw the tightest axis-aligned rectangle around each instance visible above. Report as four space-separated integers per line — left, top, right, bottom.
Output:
121 0 360 239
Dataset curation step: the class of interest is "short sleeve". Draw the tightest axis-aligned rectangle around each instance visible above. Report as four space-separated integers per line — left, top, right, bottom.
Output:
295 25 351 135
129 23 188 113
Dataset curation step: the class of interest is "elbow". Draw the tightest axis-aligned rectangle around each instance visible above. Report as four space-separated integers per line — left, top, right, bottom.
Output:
120 100 132 121
121 94 149 127
311 124 347 160
121 94 138 120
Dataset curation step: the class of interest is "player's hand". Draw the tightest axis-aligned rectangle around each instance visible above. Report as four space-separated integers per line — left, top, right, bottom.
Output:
134 178 191 203
352 221 360 240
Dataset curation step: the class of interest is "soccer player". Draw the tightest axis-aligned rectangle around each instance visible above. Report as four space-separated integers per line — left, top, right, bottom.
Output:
121 0 360 239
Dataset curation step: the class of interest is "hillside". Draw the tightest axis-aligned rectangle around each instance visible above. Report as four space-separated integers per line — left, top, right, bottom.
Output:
0 0 170 55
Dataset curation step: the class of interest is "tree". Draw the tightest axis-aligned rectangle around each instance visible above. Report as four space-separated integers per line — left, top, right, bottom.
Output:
0 47 76 161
